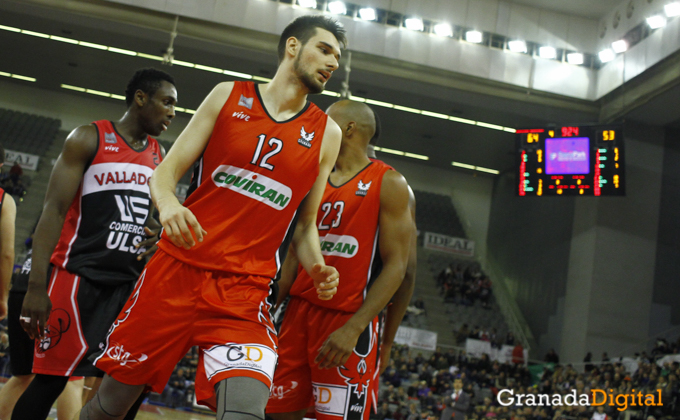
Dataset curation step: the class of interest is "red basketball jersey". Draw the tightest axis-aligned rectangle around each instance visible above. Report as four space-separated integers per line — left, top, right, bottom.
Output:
290 160 392 312
159 82 328 278
51 120 162 283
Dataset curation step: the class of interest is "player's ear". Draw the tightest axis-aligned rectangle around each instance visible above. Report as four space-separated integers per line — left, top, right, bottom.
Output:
134 89 148 107
286 37 301 59
345 122 356 136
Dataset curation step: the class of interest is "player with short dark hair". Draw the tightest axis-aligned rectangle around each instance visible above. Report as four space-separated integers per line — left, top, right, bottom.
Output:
124 68 176 107
78 15 345 420
266 100 413 420
277 15 347 65
13 67 176 420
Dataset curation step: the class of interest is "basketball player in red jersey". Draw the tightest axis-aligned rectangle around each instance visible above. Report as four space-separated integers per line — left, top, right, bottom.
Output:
13 68 176 420
266 100 412 420
366 114 418 406
79 15 344 420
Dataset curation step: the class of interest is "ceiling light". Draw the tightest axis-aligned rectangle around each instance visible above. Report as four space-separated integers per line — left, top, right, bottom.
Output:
297 0 317 9
452 162 476 170
599 48 615 63
404 18 424 31
611 39 628 53
647 15 667 29
327 1 347 15
359 8 376 21
508 40 527 53
665 2 680 17
538 46 556 59
433 23 453 37
465 30 483 43
567 52 584 65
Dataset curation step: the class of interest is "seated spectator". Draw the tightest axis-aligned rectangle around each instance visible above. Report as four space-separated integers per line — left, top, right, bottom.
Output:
414 297 426 314
9 162 22 183
544 348 560 364
163 367 188 408
0 331 9 375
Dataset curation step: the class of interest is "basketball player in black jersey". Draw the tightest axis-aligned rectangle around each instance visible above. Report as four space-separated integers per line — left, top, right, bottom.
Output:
12 68 176 420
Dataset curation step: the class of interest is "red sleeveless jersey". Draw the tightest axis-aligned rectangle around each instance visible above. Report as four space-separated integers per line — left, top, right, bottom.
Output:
290 160 392 312
51 120 162 283
159 81 327 278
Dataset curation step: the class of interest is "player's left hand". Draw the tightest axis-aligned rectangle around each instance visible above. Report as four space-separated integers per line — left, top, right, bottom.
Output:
315 323 362 369
0 298 7 321
309 263 339 300
136 226 160 261
379 341 393 375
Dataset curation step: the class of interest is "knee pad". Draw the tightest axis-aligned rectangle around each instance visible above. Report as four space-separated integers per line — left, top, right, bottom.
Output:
215 377 269 420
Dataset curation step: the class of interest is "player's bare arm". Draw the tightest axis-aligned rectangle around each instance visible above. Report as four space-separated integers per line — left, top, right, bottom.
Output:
21 125 98 339
151 82 234 249
0 193 16 320
316 170 412 369
380 186 416 374
136 144 167 260
289 118 342 300
276 248 300 307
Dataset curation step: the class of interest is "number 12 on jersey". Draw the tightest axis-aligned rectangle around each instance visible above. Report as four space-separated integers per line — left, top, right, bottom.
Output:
251 134 283 171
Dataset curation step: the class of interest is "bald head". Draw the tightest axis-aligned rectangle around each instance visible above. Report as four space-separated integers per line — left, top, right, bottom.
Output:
326 100 376 144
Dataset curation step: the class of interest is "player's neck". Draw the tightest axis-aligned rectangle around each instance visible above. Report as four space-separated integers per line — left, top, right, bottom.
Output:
115 113 149 148
333 143 371 180
257 77 308 121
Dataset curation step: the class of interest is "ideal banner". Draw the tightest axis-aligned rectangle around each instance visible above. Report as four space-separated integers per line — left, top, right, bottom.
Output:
394 326 438 351
5 149 40 171
423 232 475 257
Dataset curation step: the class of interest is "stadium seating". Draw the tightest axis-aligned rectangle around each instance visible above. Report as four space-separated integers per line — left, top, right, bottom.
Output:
0 108 61 156
413 190 466 238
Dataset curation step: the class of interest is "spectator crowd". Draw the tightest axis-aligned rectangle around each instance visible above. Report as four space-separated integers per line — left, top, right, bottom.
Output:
374 342 680 420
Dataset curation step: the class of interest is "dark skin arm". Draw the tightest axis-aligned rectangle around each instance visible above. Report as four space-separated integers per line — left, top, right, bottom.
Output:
316 170 412 369
379 186 416 374
0 193 16 320
21 125 97 339
276 248 300 307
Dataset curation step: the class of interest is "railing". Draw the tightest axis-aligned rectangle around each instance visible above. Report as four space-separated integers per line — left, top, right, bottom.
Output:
482 255 535 355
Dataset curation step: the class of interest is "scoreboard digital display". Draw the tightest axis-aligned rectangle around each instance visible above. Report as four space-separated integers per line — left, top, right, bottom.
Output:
517 125 625 196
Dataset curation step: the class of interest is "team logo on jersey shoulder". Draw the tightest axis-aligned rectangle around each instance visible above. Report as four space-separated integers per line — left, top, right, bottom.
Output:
298 126 314 148
104 132 117 144
355 180 371 196
238 94 254 109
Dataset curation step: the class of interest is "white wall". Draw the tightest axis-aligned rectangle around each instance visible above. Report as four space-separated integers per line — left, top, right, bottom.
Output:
102 0 599 100
377 155 495 262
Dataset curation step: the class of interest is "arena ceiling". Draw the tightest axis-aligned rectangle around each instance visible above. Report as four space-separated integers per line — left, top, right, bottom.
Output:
0 0 678 175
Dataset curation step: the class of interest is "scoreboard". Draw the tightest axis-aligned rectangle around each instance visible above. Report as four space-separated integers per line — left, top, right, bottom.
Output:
516 125 625 196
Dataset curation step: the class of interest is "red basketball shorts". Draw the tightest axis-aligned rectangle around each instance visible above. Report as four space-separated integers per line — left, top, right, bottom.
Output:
94 249 278 411
266 297 380 420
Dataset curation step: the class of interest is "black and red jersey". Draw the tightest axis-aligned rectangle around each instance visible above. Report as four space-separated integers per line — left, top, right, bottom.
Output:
51 120 162 283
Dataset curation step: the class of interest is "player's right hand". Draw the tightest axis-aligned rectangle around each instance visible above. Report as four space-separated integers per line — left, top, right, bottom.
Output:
20 288 52 340
159 202 207 249
309 263 339 300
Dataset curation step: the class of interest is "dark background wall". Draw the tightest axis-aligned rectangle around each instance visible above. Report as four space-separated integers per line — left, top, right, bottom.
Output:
653 128 680 328
486 169 576 354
